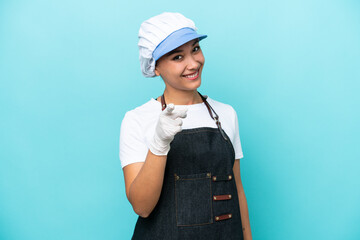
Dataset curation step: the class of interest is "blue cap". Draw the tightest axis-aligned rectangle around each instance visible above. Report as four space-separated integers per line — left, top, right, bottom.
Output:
152 27 207 61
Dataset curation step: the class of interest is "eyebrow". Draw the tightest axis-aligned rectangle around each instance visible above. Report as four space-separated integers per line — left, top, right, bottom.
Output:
166 39 200 56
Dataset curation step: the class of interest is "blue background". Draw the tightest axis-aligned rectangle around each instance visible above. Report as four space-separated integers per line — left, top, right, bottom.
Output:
1 0 359 239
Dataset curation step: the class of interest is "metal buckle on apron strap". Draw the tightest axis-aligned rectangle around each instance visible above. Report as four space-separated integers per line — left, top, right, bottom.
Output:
198 92 228 141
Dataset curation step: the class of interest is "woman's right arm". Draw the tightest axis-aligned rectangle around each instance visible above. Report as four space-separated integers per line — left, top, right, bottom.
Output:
123 151 167 218
121 104 187 218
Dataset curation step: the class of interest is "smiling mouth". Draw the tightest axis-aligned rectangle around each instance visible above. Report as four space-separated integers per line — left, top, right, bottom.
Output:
182 70 199 80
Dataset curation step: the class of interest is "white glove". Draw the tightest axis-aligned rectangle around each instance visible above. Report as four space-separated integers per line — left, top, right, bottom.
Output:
149 103 188 156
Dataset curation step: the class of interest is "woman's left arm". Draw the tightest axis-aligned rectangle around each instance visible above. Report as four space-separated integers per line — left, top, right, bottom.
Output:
233 159 252 240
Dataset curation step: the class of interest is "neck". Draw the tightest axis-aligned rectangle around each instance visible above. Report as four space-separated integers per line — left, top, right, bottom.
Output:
161 88 203 105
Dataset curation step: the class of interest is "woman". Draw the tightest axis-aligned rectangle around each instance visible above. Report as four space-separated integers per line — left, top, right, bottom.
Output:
120 12 252 239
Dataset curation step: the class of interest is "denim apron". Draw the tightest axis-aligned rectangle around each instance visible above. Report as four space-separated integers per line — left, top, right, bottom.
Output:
131 92 243 240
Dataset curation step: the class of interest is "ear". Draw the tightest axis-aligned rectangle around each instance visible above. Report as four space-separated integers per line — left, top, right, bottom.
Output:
154 68 160 76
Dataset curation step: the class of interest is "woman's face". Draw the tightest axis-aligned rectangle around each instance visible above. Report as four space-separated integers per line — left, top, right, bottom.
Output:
154 38 205 93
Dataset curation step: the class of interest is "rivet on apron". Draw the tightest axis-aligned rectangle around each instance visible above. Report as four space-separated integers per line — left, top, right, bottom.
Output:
207 172 211 177
228 175 232 180
212 176 217 181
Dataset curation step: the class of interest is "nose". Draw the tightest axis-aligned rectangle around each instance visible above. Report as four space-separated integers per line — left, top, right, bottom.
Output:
186 55 200 71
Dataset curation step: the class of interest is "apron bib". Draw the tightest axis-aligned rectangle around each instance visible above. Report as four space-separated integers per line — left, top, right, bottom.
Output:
131 93 243 240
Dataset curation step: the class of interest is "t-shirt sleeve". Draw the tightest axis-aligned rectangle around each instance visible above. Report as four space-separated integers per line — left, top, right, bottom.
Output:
119 111 149 168
232 108 244 160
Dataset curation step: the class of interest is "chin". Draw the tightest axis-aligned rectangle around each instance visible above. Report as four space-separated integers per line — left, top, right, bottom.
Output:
187 79 202 91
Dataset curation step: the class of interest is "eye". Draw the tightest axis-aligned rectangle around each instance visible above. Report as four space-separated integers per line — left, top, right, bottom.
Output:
172 55 183 61
193 46 201 52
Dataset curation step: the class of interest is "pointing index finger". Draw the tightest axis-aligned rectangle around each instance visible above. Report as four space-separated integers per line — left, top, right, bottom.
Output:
164 103 175 115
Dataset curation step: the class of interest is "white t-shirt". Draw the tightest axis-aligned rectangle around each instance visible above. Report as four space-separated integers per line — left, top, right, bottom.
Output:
119 96 243 168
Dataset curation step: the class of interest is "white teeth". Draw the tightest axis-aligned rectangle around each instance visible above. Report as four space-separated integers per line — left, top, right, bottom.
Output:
184 71 198 78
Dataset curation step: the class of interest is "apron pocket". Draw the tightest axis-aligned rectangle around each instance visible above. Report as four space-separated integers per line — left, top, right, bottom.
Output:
174 172 213 226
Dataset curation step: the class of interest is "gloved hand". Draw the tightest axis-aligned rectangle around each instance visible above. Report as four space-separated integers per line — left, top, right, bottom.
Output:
149 103 188 156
